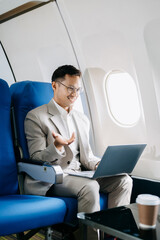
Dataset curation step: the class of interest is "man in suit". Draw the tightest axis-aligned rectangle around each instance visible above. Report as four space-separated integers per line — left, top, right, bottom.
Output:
24 65 132 239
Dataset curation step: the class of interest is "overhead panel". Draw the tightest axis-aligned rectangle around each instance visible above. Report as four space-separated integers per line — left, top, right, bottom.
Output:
0 0 53 23
0 2 78 82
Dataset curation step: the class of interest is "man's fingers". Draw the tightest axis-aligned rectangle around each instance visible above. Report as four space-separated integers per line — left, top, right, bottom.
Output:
52 131 58 139
52 131 75 145
68 132 75 145
71 132 75 140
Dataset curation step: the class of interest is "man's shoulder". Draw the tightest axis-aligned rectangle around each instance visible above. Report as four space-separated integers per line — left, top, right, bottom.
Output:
26 103 48 118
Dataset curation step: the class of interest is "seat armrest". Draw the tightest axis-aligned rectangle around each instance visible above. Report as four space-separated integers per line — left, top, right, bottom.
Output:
18 162 63 184
22 158 51 166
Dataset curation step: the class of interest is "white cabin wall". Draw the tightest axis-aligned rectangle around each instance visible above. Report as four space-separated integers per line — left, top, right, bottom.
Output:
0 2 78 82
0 0 160 180
57 0 160 180
144 18 160 119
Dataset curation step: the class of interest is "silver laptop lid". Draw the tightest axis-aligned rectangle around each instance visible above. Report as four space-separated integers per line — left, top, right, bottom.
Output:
93 144 146 179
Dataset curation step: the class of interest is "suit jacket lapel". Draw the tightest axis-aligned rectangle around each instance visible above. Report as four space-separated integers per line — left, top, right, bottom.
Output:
72 112 88 159
47 100 68 137
73 113 86 143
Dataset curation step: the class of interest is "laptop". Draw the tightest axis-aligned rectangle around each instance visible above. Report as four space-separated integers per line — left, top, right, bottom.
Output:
69 144 146 179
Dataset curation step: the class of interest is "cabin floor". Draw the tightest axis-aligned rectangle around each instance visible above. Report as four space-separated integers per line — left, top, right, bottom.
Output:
0 231 45 240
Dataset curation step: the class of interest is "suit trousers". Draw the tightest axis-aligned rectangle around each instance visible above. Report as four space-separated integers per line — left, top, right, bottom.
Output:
47 174 132 240
46 173 133 212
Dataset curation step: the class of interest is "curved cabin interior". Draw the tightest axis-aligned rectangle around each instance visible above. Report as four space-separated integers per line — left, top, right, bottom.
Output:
0 0 160 239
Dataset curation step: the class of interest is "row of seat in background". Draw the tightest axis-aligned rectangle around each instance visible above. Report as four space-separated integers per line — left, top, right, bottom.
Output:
0 78 66 239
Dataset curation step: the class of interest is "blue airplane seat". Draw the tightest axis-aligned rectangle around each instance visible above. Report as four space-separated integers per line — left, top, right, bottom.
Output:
0 79 66 237
10 80 54 159
10 80 108 224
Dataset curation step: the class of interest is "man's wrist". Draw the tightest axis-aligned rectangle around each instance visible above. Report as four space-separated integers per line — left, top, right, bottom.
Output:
54 142 63 151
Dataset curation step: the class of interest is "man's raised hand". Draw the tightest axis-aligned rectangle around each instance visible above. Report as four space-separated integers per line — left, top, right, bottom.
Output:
52 131 75 151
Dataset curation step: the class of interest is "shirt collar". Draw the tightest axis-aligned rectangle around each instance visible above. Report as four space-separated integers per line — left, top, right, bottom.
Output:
52 98 73 118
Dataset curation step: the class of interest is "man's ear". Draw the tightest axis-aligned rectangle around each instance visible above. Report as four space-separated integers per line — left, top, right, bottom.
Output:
52 81 56 91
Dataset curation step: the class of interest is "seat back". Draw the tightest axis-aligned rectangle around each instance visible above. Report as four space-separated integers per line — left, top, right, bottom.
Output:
10 81 53 159
0 79 18 195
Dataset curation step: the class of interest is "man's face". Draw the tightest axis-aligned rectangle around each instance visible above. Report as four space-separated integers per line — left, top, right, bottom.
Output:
52 74 81 111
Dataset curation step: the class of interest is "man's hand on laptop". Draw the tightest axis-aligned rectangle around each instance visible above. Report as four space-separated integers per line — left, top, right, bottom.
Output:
95 161 100 170
52 131 75 151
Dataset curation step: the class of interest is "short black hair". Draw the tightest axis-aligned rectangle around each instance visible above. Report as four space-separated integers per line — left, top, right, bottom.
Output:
51 65 81 82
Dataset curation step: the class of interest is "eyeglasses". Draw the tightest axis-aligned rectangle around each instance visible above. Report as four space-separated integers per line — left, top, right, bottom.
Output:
57 81 83 94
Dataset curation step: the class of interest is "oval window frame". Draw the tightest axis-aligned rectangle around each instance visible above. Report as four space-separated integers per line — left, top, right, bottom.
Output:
105 70 141 126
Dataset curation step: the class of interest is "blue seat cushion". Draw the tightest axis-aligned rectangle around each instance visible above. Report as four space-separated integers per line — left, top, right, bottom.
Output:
100 192 108 210
54 192 108 224
0 195 66 236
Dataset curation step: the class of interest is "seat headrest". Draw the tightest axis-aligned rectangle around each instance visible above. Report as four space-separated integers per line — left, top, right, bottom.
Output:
0 78 11 107
10 81 54 159
10 81 53 109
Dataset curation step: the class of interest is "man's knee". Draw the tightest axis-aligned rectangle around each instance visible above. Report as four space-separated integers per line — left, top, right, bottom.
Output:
80 180 100 197
122 174 133 190
78 180 100 213
78 180 100 203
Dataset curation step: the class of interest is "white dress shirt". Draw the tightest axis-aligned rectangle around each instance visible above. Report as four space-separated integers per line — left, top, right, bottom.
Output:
52 99 81 171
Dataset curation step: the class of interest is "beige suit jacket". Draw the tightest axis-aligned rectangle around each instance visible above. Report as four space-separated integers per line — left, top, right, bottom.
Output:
24 99 100 195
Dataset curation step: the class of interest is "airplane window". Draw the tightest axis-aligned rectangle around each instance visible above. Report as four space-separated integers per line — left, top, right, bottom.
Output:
0 42 16 85
105 71 140 125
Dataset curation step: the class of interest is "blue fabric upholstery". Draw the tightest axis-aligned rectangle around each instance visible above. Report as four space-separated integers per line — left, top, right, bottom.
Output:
0 79 66 236
0 195 66 235
0 80 18 196
10 80 108 224
10 81 53 159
